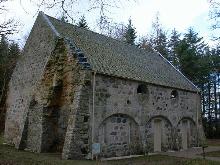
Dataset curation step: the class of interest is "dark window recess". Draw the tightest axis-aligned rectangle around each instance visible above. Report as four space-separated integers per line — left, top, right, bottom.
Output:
83 116 89 122
171 90 178 99
137 84 148 94
81 147 88 154
127 100 131 104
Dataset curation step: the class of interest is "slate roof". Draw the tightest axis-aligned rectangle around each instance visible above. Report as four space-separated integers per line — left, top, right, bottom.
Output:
41 12 199 92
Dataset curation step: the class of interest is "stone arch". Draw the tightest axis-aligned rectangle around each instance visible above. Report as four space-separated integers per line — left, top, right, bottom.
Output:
146 115 173 127
98 113 141 157
145 115 173 152
177 117 196 126
100 111 141 126
176 117 196 150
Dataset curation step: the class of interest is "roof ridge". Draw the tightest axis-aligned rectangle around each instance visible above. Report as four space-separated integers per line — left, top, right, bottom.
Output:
45 14 143 50
39 11 61 37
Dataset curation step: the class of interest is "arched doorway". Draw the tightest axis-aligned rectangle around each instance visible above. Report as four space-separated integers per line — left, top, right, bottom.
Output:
146 116 172 152
98 114 140 157
177 117 196 150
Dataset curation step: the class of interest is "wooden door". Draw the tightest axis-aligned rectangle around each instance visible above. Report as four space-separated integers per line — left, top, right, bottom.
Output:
181 120 188 150
154 119 162 152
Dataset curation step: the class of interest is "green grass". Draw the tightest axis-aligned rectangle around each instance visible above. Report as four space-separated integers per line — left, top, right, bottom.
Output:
0 134 219 165
205 151 220 157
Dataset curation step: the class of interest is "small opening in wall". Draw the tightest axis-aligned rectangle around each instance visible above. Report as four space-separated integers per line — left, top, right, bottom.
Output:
127 100 131 104
137 84 148 94
171 90 178 99
83 116 89 122
81 147 88 154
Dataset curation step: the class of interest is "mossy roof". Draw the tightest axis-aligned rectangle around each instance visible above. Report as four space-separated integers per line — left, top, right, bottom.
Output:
43 14 199 92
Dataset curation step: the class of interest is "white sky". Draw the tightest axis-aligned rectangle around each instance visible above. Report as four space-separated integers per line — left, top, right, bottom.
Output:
1 0 217 47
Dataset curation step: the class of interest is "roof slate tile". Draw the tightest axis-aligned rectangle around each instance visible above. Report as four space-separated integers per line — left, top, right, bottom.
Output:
46 14 199 92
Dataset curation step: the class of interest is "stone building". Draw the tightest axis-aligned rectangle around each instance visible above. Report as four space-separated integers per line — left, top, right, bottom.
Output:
4 12 204 159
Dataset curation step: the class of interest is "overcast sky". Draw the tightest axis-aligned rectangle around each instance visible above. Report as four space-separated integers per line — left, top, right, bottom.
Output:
1 0 217 47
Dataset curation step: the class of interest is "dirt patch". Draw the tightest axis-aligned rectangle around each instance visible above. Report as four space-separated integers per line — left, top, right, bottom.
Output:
207 139 220 146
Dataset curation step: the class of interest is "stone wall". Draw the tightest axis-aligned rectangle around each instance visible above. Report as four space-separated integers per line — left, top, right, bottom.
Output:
91 74 202 157
24 37 91 157
4 13 57 148
61 42 92 159
3 12 203 160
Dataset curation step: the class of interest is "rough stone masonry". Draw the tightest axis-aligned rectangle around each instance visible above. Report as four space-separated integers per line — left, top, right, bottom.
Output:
4 12 205 159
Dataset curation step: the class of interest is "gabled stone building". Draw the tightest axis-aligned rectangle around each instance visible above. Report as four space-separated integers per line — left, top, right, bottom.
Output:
4 12 204 159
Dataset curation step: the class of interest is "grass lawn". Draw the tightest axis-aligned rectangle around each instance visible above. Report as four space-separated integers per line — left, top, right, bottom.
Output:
205 151 220 157
0 134 219 165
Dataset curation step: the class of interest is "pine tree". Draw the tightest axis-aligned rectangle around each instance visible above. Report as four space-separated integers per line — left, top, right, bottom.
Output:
154 29 169 58
0 37 20 132
146 13 169 58
124 18 136 45
176 28 210 86
168 28 181 67
0 35 9 58
77 16 88 29
9 42 20 57
0 35 9 131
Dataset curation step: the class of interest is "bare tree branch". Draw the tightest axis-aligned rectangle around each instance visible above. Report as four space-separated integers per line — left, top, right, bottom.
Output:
0 0 19 36
25 0 134 23
209 0 220 29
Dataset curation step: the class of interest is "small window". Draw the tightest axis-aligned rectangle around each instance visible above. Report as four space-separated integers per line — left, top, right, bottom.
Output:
137 84 148 94
127 100 131 104
171 90 178 99
83 116 89 122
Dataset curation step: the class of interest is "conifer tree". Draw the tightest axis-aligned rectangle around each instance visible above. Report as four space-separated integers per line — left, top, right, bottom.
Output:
154 29 168 58
77 15 88 29
176 28 210 86
124 18 136 45
146 13 169 58
0 36 20 132
168 28 181 67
